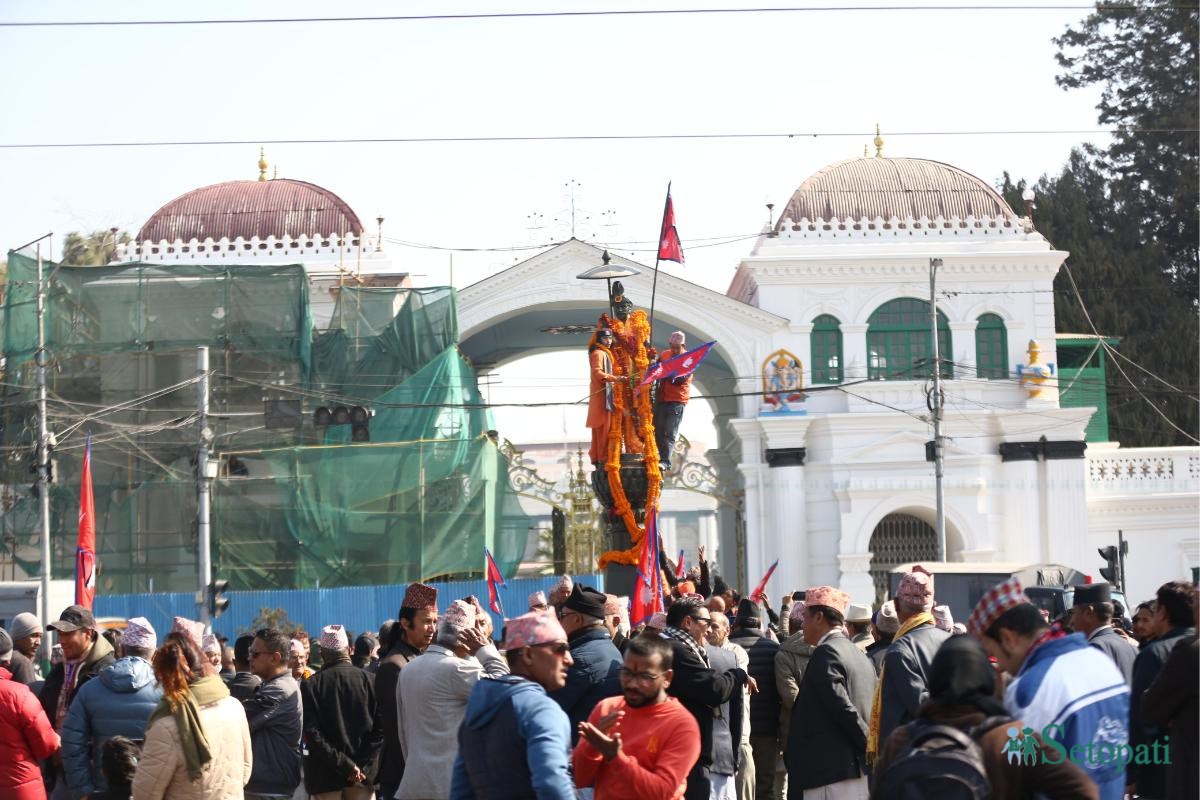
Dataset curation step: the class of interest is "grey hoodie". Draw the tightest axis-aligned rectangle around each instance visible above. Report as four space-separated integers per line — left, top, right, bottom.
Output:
775 630 815 744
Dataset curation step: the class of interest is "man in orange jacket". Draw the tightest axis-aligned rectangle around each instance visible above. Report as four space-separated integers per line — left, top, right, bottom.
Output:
653 331 691 470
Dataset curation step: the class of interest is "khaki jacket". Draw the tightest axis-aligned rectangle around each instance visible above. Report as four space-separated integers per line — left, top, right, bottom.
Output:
131 695 252 800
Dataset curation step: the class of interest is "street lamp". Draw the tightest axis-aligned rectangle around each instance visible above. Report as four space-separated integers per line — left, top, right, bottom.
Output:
576 250 640 319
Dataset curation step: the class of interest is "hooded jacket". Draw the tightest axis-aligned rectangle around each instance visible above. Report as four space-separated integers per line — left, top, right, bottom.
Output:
62 656 162 797
0 665 59 800
775 631 814 744
450 675 575 799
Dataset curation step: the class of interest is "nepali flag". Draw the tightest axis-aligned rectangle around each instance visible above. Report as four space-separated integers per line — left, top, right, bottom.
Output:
675 550 686 580
639 341 715 387
630 509 665 627
750 559 779 604
658 184 684 264
76 434 97 610
484 548 506 616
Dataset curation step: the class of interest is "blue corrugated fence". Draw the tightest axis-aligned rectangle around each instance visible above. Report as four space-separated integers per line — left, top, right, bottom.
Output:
94 574 606 643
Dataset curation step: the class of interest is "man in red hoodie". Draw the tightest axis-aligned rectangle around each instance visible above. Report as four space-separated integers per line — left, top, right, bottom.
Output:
574 636 701 800
0 626 61 799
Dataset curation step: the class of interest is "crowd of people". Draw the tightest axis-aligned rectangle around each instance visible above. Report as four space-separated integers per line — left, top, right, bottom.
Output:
0 552 1195 800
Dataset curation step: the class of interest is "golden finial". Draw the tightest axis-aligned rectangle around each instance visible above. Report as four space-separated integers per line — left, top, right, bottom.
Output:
873 123 884 158
257 147 268 181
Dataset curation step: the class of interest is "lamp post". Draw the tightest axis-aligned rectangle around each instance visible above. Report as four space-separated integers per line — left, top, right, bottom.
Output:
575 250 641 319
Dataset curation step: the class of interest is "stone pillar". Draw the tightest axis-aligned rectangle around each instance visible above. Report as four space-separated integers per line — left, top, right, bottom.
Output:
699 512 719 563
840 324 869 381
1042 441 1089 568
737 462 768 593
659 514 679 565
949 321 976 377
766 447 807 597
999 442 1043 563
838 552 876 606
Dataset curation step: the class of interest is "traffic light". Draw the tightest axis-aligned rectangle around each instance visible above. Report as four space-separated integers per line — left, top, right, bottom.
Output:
207 579 230 618
314 405 372 442
1098 546 1120 585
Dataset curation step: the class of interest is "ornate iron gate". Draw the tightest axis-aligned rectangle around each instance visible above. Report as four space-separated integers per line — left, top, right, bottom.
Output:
868 513 938 603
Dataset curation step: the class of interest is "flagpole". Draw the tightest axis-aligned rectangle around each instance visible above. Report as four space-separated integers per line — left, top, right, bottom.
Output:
647 182 670 346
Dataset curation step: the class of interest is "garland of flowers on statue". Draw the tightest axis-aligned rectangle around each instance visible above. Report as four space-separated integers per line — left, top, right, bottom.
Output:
597 310 662 569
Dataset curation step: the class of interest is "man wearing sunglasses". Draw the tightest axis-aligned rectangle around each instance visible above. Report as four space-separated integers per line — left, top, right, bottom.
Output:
574 636 701 799
662 598 756 800
243 627 303 800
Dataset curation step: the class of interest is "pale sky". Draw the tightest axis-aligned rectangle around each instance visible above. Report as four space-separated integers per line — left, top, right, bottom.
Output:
0 0 1109 448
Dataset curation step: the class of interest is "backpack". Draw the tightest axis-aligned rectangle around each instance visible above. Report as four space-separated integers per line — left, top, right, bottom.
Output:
875 716 1010 800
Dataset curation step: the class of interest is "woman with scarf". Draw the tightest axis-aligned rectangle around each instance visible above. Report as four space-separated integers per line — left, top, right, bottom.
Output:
132 622 252 799
871 636 1097 799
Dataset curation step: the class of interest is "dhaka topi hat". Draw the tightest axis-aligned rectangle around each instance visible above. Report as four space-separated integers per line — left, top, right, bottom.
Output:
898 565 936 611
875 600 900 635
555 575 574 593
603 594 623 617
503 608 568 651
171 617 206 650
647 612 668 630
789 600 807 622
528 590 548 610
933 605 955 632
1073 583 1112 606
967 576 1030 638
319 624 349 652
9 612 41 640
201 633 221 655
49 605 96 633
564 585 608 619
123 617 157 650
805 586 850 616
669 331 685 345
444 599 475 629
0 628 11 660
402 582 438 611
289 638 306 657
846 603 873 624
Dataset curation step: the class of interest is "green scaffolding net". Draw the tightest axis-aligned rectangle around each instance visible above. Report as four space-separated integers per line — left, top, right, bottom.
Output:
0 252 530 592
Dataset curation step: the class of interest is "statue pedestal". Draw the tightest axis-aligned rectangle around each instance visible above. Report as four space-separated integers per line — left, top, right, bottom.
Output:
591 454 649 598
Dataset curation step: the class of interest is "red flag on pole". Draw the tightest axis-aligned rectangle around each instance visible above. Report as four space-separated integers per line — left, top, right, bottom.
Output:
750 559 779 603
76 435 97 610
484 548 506 616
657 186 684 264
630 510 664 627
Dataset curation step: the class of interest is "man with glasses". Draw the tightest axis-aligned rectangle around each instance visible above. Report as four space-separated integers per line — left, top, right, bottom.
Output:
243 627 303 800
574 636 701 799
663 598 755 800
451 608 576 799
551 584 624 742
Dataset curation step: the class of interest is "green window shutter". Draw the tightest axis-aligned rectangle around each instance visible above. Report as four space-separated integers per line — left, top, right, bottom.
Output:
975 313 1008 379
811 314 843 384
866 298 952 380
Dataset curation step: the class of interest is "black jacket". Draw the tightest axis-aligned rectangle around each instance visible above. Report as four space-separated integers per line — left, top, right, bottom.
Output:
7 651 39 686
730 627 781 737
666 637 748 768
706 644 743 777
243 672 303 795
864 637 891 676
1130 625 1196 798
1086 625 1136 685
550 626 623 742
878 622 948 747
372 639 421 788
224 670 262 702
785 631 875 792
300 658 383 794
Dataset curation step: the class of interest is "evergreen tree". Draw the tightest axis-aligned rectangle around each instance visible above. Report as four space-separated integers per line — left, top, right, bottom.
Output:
1054 0 1199 296
61 229 131 266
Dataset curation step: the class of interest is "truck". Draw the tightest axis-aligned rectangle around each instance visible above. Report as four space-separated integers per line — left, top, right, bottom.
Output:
0 579 77 632
887 562 1129 627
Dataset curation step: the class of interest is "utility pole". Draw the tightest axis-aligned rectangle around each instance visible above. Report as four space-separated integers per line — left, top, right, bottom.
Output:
929 257 946 561
35 238 53 664
196 346 213 628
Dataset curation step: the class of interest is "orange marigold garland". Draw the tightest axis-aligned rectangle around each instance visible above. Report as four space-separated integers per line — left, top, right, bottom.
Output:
597 310 662 569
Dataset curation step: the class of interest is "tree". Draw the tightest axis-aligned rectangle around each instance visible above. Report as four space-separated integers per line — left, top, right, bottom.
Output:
1054 1 1199 296
1001 158 1198 447
61 229 131 266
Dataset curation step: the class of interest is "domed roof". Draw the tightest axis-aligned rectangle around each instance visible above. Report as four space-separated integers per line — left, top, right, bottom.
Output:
776 157 1016 226
137 178 364 242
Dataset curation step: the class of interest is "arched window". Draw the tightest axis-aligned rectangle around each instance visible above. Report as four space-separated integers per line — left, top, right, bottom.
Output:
811 314 843 384
866 298 952 380
975 313 1009 379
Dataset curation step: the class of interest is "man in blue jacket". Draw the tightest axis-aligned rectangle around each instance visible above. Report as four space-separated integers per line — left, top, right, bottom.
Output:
550 583 623 742
450 608 576 799
61 617 162 800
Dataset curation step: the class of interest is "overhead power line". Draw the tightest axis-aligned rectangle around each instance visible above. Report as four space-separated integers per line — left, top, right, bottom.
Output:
2 127 1197 151
3 4 1195 28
